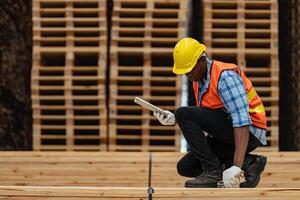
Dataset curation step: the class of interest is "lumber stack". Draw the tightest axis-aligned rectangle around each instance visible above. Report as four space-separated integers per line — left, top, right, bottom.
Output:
31 0 107 150
0 186 300 200
109 0 187 151
0 152 299 188
31 0 280 152
203 0 279 149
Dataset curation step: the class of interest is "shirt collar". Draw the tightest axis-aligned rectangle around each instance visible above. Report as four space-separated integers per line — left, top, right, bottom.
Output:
203 57 213 83
196 57 213 104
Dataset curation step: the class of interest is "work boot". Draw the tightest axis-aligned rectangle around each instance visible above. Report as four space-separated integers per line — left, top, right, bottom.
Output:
240 154 267 188
185 165 224 188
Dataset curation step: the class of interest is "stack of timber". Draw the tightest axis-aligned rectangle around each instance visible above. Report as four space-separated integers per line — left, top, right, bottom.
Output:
0 186 300 200
31 0 107 151
0 152 299 188
109 0 187 151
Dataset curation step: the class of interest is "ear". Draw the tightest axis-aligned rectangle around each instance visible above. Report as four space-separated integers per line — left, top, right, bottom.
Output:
200 56 206 62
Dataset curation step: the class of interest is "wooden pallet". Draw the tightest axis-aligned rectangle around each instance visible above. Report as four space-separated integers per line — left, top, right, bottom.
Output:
108 0 187 151
32 0 108 151
203 0 278 148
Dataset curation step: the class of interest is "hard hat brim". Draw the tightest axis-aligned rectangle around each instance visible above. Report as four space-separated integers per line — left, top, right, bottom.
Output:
173 59 197 75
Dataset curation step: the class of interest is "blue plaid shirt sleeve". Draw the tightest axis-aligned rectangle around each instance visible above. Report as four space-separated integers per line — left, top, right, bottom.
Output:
218 70 252 127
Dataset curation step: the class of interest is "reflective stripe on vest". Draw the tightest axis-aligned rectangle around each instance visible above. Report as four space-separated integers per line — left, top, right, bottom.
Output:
247 88 265 114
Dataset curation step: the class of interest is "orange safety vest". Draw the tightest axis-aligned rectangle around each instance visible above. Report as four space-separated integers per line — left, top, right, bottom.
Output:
193 60 267 129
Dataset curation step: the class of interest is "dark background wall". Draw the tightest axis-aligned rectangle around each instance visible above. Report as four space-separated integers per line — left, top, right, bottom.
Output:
187 0 203 106
0 0 32 150
279 0 300 150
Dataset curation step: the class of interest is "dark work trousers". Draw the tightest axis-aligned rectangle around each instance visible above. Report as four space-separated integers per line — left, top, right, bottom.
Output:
174 106 261 178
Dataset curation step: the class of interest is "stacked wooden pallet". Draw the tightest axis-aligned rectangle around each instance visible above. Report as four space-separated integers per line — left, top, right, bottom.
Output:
203 0 279 149
1 152 300 188
1 186 300 199
31 0 107 150
109 0 187 151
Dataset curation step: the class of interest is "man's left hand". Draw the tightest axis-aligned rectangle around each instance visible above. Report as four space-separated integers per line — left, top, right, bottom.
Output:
223 166 244 188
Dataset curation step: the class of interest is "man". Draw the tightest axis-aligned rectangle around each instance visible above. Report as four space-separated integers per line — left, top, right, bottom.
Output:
154 37 267 188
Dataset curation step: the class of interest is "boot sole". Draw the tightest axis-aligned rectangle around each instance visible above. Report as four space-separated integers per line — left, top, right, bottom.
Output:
185 182 218 188
240 155 267 188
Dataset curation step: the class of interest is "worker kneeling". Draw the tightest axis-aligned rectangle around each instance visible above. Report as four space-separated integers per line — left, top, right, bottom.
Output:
154 37 267 188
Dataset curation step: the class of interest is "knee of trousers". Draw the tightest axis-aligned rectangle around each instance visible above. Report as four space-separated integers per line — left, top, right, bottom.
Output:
177 161 200 178
174 107 191 122
176 160 187 177
176 159 197 177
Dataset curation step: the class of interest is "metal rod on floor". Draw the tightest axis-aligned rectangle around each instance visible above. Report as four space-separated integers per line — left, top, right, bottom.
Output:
148 153 154 200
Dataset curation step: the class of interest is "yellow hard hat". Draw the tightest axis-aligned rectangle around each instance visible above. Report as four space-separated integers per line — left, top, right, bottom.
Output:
173 37 206 75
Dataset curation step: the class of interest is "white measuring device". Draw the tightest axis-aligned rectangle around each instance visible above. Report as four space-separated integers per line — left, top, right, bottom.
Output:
134 97 169 117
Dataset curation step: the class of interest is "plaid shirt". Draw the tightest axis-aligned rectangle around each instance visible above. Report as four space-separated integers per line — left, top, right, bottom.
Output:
197 58 267 145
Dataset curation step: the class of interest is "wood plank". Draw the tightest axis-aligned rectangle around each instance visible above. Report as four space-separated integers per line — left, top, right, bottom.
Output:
0 186 299 199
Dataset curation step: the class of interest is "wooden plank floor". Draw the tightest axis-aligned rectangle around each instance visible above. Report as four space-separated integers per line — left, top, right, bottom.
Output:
0 186 300 200
0 152 299 188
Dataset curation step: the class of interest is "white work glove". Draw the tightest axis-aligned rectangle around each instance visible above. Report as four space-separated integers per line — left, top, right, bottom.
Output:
223 166 244 188
153 110 175 126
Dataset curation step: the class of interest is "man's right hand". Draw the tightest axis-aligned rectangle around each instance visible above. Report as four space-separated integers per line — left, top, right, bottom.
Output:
153 110 175 126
